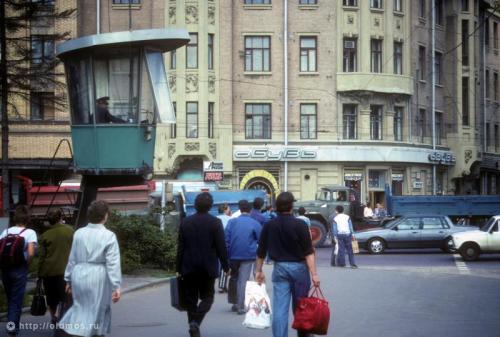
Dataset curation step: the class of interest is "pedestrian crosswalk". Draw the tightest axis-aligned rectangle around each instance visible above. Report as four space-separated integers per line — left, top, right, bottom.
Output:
453 254 471 275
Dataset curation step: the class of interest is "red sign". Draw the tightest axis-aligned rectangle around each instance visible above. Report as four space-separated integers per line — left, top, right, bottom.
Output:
204 172 224 182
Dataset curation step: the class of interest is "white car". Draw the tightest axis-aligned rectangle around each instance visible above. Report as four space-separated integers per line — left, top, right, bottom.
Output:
451 215 500 261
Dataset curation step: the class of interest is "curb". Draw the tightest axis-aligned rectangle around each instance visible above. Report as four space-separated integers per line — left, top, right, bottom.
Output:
0 277 171 320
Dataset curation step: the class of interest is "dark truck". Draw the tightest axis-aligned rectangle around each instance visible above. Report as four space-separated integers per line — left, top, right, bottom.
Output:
294 186 379 247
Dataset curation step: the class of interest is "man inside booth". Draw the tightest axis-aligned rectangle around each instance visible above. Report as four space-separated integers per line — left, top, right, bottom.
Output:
96 96 125 124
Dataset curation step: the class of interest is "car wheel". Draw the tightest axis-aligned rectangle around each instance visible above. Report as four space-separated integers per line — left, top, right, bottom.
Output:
459 242 480 261
367 237 386 254
440 237 453 253
309 220 327 247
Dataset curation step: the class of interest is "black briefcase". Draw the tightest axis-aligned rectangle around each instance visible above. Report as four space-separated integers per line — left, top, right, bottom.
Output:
227 276 237 304
170 276 187 311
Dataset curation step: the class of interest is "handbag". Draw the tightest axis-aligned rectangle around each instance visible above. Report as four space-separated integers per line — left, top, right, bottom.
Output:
53 293 73 337
170 275 187 311
292 286 330 335
352 237 360 254
227 276 238 304
30 278 47 316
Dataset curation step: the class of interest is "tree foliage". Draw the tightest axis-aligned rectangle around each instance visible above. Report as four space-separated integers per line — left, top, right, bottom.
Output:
3 0 75 115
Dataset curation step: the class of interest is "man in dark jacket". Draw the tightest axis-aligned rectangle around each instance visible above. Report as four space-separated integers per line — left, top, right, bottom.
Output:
225 200 262 314
176 192 229 337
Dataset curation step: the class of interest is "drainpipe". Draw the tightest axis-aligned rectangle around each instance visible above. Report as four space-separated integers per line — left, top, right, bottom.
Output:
431 2 437 195
283 0 289 191
96 0 100 34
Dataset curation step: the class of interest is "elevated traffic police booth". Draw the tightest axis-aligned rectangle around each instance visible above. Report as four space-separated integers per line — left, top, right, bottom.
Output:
56 28 189 225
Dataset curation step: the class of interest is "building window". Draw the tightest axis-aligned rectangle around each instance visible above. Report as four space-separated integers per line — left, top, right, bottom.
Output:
486 123 491 148
485 18 490 47
343 104 357 139
462 77 469 126
300 103 317 139
32 0 56 5
208 103 214 138
394 42 403 75
300 0 317 4
343 38 357 72
435 0 443 26
245 103 271 139
171 102 177 138
343 0 357 6
394 106 403 141
417 109 426 142
31 35 55 65
436 112 443 145
486 69 490 99
371 39 382 73
369 170 387 189
245 36 271 72
435 52 442 85
462 20 469 66
208 34 214 70
394 0 402 12
370 0 383 9
300 37 317 72
186 33 198 69
30 92 54 120
461 0 469 11
170 50 176 69
370 105 383 140
495 124 499 152
112 0 140 4
418 46 426 80
245 0 271 4
186 102 198 138
419 0 425 18
494 72 499 101
494 22 498 49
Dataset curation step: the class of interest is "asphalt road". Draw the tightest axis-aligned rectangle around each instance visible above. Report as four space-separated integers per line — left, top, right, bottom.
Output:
6 248 500 337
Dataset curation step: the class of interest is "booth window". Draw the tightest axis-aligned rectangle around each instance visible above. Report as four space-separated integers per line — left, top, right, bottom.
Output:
67 58 93 125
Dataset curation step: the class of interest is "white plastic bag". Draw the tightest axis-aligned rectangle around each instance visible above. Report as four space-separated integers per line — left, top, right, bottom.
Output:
242 281 272 329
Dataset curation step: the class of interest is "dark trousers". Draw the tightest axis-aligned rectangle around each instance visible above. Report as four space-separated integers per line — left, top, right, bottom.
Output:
2 265 29 336
42 275 66 310
183 273 215 326
337 234 356 267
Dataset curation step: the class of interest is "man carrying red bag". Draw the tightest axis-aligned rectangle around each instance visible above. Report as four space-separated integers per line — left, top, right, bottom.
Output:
255 192 320 337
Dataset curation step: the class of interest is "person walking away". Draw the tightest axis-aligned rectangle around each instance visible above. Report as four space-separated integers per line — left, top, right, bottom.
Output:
59 200 122 337
224 200 262 314
216 203 232 293
332 205 357 269
0 205 37 337
250 197 267 226
38 209 74 324
177 192 229 337
296 207 311 227
255 192 320 337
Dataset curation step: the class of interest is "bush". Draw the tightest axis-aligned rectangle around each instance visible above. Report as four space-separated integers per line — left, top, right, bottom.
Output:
106 212 178 274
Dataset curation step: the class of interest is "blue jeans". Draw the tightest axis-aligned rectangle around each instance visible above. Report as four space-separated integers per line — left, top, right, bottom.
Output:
272 262 311 337
2 265 29 336
337 234 356 267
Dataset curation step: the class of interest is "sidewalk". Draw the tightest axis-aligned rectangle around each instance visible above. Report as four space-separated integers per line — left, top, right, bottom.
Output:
0 275 170 320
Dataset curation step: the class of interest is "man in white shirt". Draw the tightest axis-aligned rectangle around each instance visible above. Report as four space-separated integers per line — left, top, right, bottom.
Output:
332 205 357 269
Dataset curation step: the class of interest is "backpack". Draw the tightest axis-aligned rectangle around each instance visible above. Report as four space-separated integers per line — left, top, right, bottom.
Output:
0 228 27 269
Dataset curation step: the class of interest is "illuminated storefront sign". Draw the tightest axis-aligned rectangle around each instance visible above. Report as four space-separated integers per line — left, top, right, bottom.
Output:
233 148 317 161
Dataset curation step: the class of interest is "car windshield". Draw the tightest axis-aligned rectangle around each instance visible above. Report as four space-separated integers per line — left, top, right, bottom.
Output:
316 190 330 201
383 218 399 228
480 218 496 232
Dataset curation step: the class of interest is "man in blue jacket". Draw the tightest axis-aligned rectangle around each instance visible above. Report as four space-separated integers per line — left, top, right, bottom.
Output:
225 199 262 314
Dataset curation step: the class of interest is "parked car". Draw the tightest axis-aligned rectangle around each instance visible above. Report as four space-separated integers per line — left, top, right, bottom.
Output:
355 215 476 254
450 215 500 261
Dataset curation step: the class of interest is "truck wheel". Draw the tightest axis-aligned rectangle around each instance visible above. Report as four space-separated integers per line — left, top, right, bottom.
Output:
309 220 327 247
459 242 480 261
367 237 386 254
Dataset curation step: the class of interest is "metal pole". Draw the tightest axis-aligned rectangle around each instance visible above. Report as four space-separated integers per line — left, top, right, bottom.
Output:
431 1 437 195
283 0 288 191
1 0 10 216
96 0 100 34
160 180 166 232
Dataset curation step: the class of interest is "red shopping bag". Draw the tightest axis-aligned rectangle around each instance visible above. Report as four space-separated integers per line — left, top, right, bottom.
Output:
292 286 330 335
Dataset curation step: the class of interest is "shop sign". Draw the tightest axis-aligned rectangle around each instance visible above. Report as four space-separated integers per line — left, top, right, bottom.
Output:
391 174 404 182
203 161 224 182
234 148 317 161
413 181 423 189
428 152 456 165
344 173 363 181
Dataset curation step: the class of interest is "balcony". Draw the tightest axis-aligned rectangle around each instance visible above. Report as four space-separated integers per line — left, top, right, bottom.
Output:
336 73 413 95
